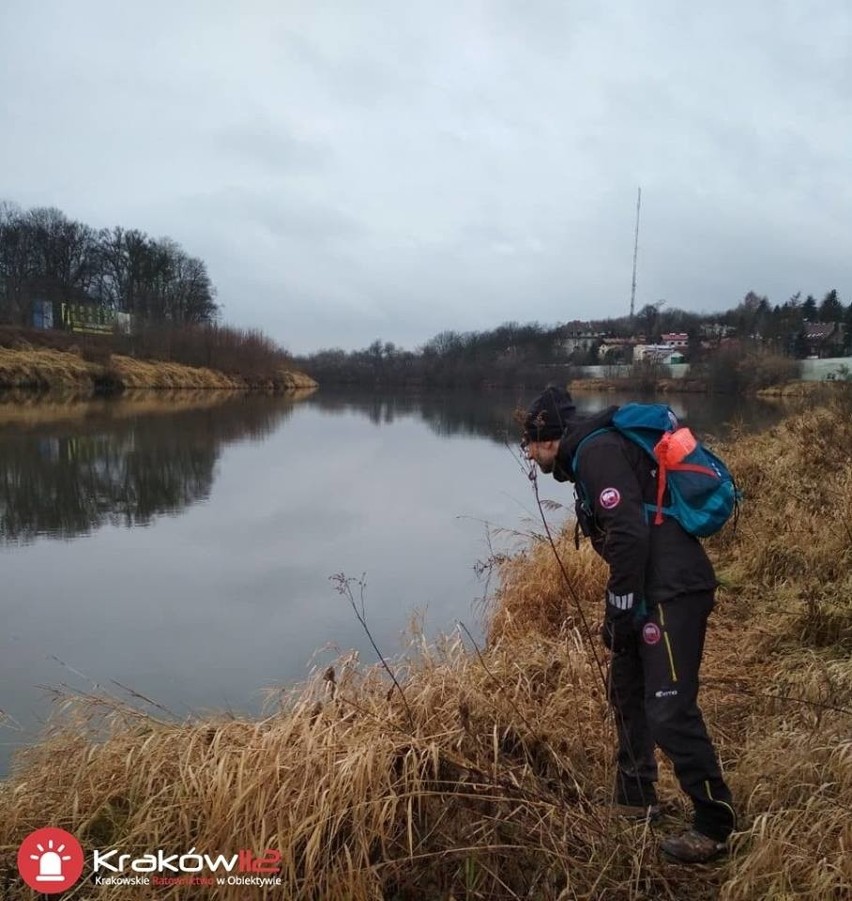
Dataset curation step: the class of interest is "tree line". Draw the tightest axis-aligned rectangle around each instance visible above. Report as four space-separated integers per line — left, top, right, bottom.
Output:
295 290 852 388
296 323 573 389
0 202 298 382
0 201 218 328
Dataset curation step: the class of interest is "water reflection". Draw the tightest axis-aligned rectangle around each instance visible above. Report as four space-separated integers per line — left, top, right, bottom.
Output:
304 388 786 445
0 389 786 545
0 394 303 543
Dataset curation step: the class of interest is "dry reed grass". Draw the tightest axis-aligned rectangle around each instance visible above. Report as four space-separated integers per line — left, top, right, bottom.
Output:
1 397 850 899
0 638 708 900
756 380 849 398
486 540 608 645
0 346 93 390
0 346 317 394
708 395 852 900
106 354 244 390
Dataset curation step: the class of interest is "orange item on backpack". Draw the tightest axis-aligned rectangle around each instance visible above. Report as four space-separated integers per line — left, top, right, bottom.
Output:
653 428 715 526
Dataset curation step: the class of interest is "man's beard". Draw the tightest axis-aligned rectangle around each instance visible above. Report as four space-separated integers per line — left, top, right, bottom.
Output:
552 461 571 482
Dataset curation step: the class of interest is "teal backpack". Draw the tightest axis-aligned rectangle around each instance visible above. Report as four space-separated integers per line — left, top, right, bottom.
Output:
573 403 739 538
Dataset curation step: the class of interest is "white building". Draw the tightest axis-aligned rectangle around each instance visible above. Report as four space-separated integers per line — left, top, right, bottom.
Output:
634 344 685 364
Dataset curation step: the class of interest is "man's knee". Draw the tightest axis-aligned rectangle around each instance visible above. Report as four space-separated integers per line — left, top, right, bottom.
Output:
645 691 699 747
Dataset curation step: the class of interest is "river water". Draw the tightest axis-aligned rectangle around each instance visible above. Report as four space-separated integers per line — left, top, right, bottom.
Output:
0 388 783 774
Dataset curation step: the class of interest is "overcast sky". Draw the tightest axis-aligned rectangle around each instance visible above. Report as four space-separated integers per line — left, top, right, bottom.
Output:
2 1 850 353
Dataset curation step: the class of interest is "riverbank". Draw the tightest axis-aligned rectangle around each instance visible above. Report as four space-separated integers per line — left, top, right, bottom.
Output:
569 375 848 397
0 398 849 899
0 346 317 393
569 376 709 394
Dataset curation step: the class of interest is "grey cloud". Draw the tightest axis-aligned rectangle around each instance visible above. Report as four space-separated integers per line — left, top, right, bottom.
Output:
2 0 851 353
180 186 363 243
213 121 333 174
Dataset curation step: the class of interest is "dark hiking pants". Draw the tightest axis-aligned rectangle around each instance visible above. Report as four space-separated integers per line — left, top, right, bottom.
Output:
608 591 736 842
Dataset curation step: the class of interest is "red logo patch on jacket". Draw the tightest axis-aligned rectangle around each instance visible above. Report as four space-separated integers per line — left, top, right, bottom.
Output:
599 487 621 509
642 623 662 645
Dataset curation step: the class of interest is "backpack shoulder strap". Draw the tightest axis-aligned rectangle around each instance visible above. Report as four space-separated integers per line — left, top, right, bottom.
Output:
611 403 677 460
571 427 613 481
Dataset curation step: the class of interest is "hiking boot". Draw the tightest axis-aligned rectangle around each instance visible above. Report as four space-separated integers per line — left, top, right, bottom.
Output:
660 829 727 863
613 803 662 823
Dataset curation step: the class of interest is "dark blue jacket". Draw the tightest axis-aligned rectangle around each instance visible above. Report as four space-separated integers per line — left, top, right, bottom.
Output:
556 409 717 624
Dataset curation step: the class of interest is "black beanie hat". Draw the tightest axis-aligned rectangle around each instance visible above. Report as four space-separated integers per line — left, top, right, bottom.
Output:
522 386 577 443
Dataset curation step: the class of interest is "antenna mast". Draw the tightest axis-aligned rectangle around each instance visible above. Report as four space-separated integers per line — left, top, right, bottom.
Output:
629 186 641 320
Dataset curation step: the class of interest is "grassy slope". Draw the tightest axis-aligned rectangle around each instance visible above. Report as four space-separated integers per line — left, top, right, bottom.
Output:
0 346 317 392
0 394 850 899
